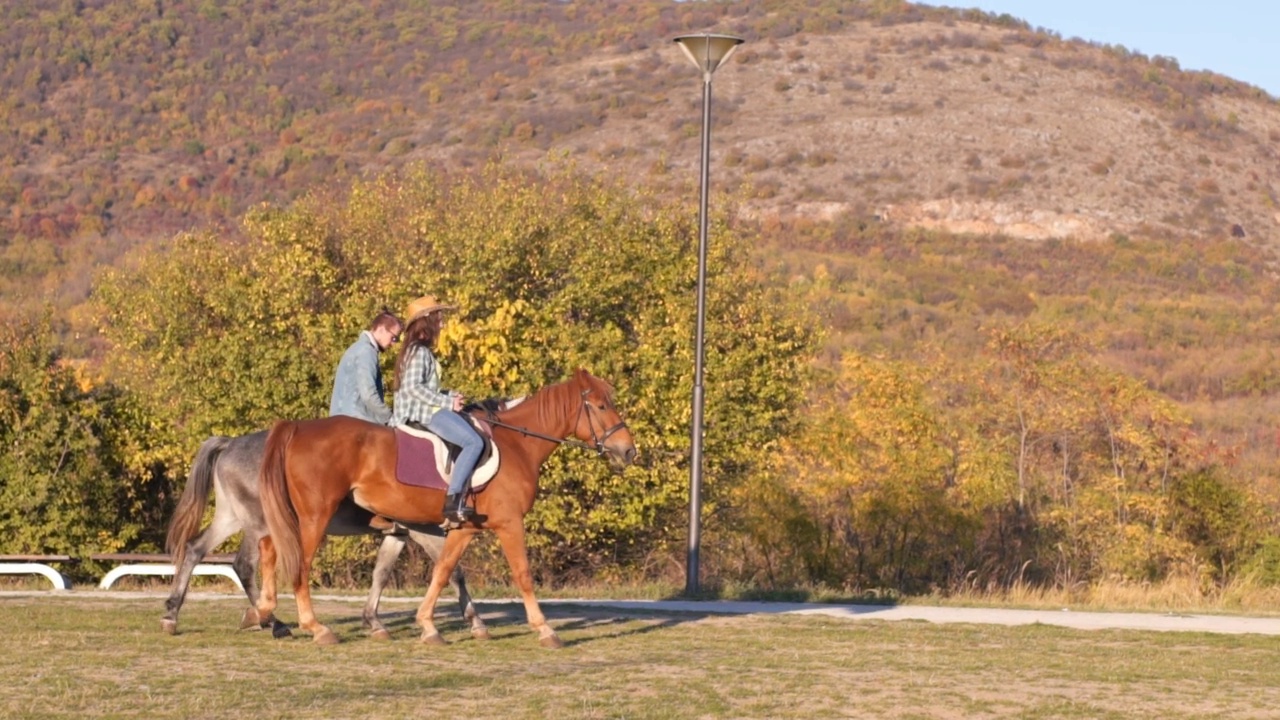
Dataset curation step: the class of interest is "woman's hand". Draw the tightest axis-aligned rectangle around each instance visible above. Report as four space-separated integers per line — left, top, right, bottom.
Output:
452 394 466 411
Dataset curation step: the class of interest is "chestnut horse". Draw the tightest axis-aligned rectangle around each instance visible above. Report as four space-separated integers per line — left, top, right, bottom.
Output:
257 368 636 645
161 430 487 640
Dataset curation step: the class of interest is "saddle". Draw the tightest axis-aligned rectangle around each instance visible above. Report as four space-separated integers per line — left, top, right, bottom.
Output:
393 418 500 492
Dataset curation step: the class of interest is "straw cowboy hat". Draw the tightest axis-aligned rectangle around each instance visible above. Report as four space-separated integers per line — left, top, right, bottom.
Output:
404 295 456 325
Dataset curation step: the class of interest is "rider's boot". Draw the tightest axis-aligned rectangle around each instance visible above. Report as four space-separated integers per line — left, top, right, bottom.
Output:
444 490 474 524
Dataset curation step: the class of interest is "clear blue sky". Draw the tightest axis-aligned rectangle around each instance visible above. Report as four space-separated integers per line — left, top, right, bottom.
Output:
917 1 1279 98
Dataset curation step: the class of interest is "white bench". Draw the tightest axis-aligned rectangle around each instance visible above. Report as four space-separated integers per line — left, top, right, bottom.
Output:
92 553 244 591
0 554 76 590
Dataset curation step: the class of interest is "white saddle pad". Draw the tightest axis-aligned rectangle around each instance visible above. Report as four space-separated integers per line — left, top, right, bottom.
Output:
397 422 500 490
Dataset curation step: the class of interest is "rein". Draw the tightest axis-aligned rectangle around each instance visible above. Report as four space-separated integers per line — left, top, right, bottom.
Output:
478 390 627 455
482 417 598 453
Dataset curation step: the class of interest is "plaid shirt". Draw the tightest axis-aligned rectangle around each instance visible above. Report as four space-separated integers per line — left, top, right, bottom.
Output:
391 344 455 426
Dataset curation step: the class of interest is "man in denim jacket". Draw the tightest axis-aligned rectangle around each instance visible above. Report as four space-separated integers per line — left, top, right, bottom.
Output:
328 310 403 425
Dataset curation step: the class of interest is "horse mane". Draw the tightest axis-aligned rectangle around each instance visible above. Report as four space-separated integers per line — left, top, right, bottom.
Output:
465 369 612 428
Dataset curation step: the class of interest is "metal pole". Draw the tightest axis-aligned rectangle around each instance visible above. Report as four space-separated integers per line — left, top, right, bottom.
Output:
687 69 713 596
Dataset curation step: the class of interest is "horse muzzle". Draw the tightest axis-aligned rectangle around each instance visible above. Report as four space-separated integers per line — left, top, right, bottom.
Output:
603 439 638 472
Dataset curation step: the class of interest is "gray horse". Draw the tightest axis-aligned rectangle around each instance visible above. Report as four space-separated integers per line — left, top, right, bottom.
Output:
161 430 490 640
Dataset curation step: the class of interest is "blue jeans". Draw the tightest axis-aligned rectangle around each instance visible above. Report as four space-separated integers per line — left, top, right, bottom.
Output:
427 409 484 495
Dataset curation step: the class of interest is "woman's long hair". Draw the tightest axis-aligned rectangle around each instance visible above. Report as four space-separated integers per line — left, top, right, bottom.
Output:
394 313 441 392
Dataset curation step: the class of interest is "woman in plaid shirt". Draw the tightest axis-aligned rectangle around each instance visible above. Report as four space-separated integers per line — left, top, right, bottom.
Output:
392 295 484 523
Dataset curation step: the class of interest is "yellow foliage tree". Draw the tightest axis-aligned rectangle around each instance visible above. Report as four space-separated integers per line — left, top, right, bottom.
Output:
94 163 818 579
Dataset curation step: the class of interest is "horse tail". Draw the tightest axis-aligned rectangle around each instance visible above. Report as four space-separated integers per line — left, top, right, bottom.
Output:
166 435 232 570
259 420 303 587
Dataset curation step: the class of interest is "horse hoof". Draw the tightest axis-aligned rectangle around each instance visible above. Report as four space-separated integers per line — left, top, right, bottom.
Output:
314 629 339 646
370 628 392 641
539 633 564 649
240 608 261 630
471 628 492 641
161 619 178 636
271 621 293 640
420 632 448 646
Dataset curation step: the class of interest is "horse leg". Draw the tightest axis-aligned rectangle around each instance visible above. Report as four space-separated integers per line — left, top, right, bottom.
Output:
415 528 477 645
292 517 338 645
409 529 490 640
161 504 240 635
495 523 562 648
453 554 490 640
363 533 406 640
232 534 266 630
254 535 291 638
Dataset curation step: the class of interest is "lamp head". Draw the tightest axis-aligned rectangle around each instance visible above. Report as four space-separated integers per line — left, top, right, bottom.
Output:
673 33 745 76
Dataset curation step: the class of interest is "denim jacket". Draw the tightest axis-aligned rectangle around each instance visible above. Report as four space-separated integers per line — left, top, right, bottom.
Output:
328 331 392 425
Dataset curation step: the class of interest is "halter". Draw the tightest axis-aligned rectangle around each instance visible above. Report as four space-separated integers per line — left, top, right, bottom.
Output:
480 389 628 455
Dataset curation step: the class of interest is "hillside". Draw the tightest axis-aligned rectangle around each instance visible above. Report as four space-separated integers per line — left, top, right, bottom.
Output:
3 0 1279 318
458 19 1280 246
4 2 1280 435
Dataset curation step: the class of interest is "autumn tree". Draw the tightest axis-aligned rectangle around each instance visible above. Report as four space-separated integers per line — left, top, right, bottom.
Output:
0 313 165 565
93 163 817 581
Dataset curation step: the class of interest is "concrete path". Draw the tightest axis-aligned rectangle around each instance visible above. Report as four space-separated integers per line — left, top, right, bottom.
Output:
544 599 1280 636
6 590 1280 636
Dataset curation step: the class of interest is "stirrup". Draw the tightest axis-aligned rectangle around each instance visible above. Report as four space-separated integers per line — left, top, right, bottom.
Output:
445 507 475 523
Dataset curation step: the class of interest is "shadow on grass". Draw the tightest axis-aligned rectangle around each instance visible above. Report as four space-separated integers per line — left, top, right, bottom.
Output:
234 586 906 646
318 603 690 647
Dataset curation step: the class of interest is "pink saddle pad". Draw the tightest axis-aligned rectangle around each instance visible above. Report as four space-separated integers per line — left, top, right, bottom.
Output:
394 429 449 491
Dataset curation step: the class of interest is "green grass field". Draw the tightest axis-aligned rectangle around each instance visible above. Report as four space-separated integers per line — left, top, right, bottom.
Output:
3 594 1280 719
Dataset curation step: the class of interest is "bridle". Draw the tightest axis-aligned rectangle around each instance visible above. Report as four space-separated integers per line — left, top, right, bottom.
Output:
576 389 630 452
479 390 628 456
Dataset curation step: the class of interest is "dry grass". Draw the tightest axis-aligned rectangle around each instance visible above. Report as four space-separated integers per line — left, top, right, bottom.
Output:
917 575 1280 617
11 571 1280 618
5 594 1280 719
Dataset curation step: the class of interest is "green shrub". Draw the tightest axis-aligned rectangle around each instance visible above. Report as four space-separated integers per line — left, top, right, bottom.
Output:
1239 537 1280 586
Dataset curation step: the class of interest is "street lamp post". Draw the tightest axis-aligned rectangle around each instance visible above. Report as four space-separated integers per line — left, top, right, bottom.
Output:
672 32 743 596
